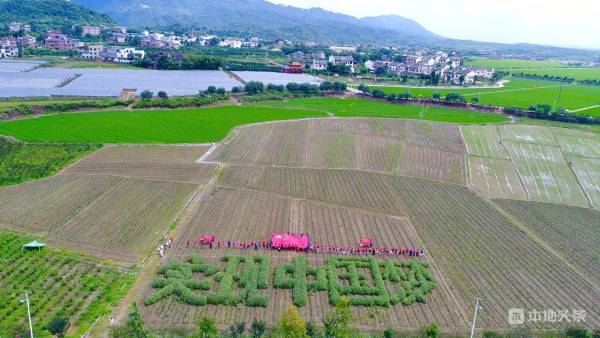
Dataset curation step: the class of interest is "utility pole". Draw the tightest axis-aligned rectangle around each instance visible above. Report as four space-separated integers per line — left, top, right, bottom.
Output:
24 291 34 338
470 298 482 338
553 81 564 113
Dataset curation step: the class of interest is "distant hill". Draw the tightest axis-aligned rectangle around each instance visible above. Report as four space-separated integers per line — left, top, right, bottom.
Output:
71 0 438 44
0 0 114 33
360 15 438 39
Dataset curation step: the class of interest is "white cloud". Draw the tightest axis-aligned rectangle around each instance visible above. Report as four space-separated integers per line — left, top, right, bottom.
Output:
267 0 600 49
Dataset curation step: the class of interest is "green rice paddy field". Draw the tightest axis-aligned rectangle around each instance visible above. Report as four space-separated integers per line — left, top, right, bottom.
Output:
254 98 509 123
464 57 566 69
510 67 600 81
0 100 508 143
369 78 600 116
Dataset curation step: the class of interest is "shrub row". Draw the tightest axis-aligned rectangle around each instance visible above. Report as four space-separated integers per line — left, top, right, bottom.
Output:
131 95 228 109
146 255 436 309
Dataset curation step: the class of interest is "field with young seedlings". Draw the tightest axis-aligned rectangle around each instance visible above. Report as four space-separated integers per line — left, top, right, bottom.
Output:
463 124 600 208
496 199 600 286
0 232 131 337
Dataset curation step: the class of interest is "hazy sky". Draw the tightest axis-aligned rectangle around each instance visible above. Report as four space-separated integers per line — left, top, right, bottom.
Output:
267 0 600 50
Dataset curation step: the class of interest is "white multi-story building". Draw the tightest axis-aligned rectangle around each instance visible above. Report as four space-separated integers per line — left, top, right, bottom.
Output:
81 45 104 59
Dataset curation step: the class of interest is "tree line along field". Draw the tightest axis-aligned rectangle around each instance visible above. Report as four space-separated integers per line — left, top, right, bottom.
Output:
369 78 600 116
208 119 466 184
0 139 98 187
0 232 131 337
0 145 215 262
461 124 600 208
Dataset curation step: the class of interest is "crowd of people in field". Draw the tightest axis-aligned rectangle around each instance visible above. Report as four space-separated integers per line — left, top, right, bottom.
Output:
157 238 174 257
180 236 426 258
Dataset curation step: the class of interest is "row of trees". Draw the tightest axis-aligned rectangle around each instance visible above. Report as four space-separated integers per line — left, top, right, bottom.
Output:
134 54 223 71
241 81 347 95
511 72 576 83
110 301 599 338
504 105 600 125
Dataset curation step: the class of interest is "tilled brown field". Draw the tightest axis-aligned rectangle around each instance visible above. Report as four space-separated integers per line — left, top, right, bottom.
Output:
390 178 600 329
62 145 215 184
141 187 470 332
220 166 408 216
205 165 600 329
207 119 466 183
496 199 600 286
0 145 216 262
0 175 121 234
50 178 197 262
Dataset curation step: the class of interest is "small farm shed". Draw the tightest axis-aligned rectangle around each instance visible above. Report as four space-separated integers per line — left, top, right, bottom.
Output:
21 240 46 252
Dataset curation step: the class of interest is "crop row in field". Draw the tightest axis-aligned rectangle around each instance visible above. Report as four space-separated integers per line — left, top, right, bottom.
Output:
0 106 328 144
255 98 509 124
496 199 600 286
0 140 98 187
220 166 408 215
371 78 600 116
389 176 600 329
462 124 600 208
0 232 131 337
209 119 465 183
144 254 435 308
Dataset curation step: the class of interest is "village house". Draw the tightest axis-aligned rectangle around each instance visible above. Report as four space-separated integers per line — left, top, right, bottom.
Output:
108 33 127 44
242 37 260 48
290 51 306 62
81 45 104 59
8 22 22 32
82 26 101 36
17 35 37 49
433 64 450 79
100 46 145 63
402 55 421 64
0 37 19 58
445 68 476 85
218 39 242 49
311 58 328 71
472 68 495 80
141 37 167 49
330 46 357 53
45 31 75 50
312 51 326 60
450 56 461 68
328 55 355 72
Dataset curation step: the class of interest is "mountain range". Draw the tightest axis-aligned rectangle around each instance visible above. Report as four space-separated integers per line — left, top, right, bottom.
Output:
71 0 440 44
